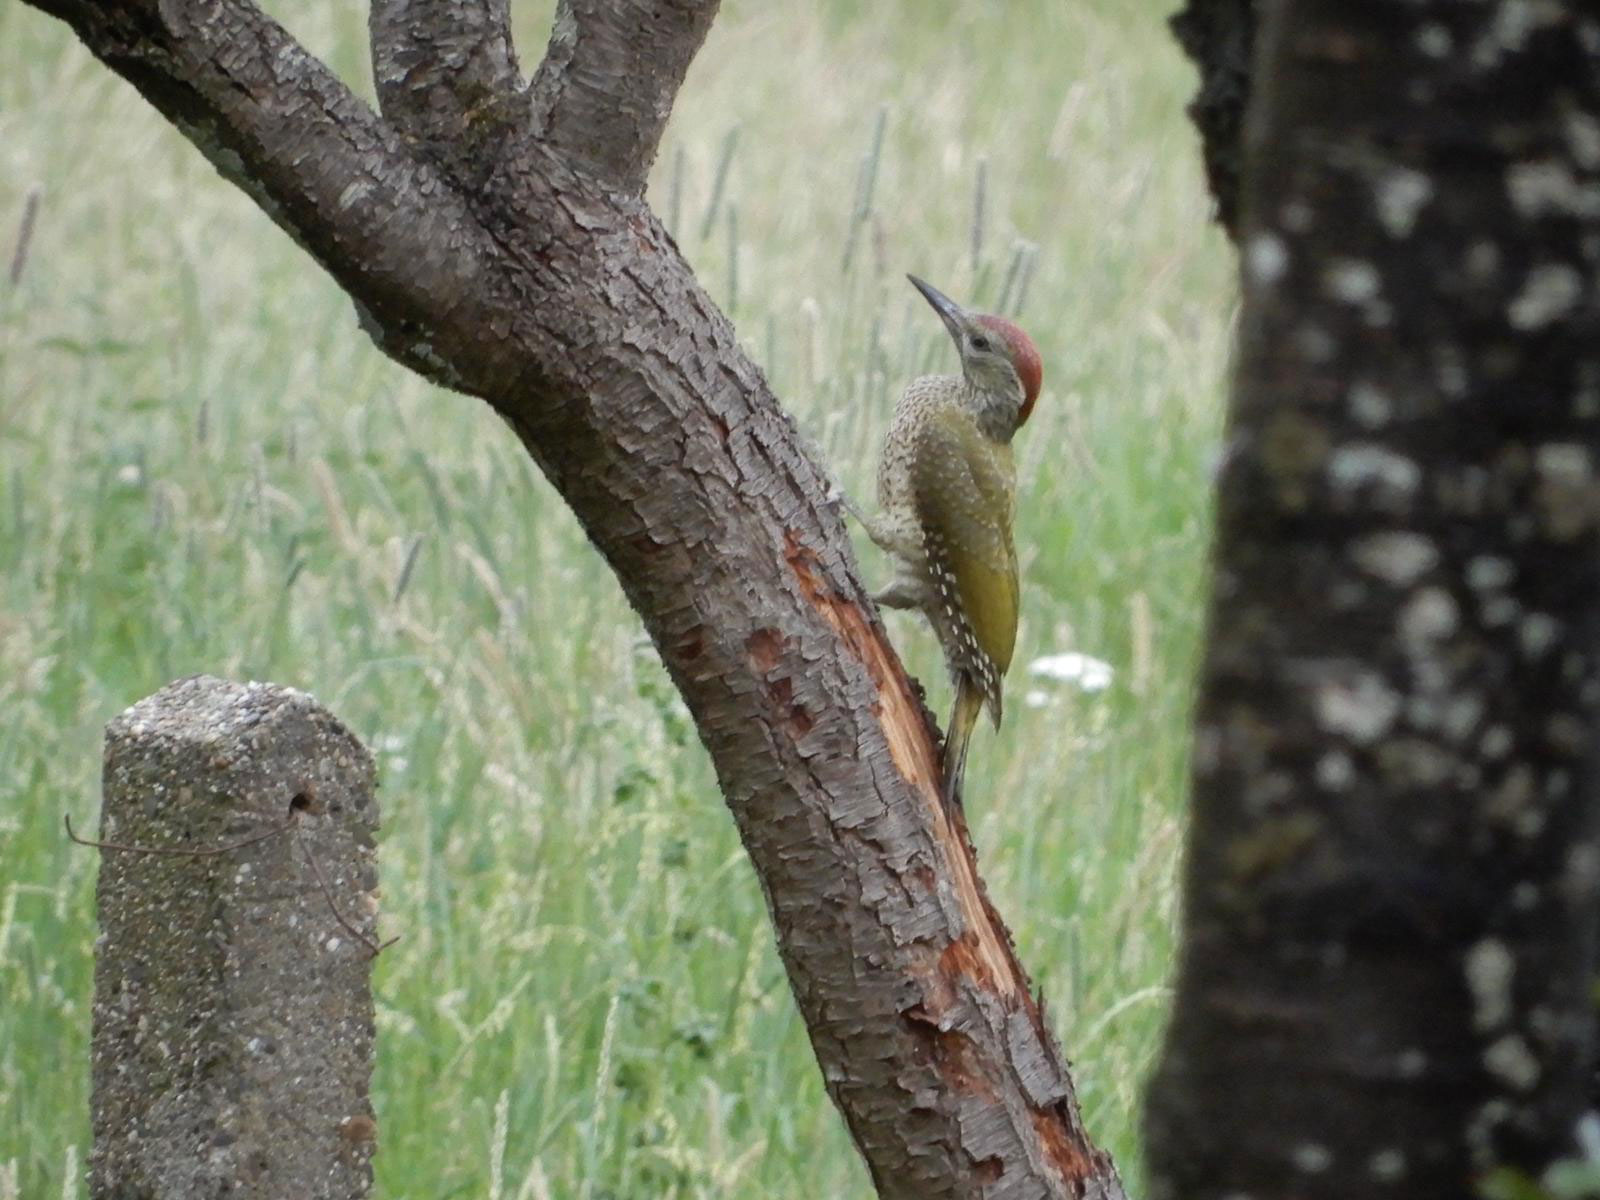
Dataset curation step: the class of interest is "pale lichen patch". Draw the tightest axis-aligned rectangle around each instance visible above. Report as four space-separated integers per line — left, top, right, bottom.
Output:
1399 588 1458 644
1546 714 1587 753
1348 381 1392 428
1415 22 1452 56
1482 1033 1541 1091
1464 939 1514 1032
1533 443 1599 538
1506 160 1600 219
1434 345 1470 397
337 180 374 210
1467 556 1515 591
1536 443 1593 478
1562 842 1600 904
1480 595 1520 627
1294 323 1338 363
1467 1100 1513 1166
1484 763 1537 831
1246 233 1288 285
1377 738 1454 787
1375 168 1433 238
1315 751 1354 791
1441 693 1484 742
1280 199 1314 232
1291 1143 1333 1174
1369 1148 1407 1182
1480 725 1514 759
1465 239 1502 281
1566 110 1600 170
1473 0 1564 67
1324 259 1381 304
1314 672 1401 744
1349 531 1437 586
1520 612 1560 658
1507 263 1583 329
1328 444 1421 505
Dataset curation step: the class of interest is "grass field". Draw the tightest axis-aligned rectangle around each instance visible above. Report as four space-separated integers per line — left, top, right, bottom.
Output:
0 0 1232 1195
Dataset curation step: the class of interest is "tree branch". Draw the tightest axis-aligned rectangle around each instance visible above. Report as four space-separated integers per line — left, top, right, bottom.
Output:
528 0 721 193
20 0 1125 1193
369 0 526 179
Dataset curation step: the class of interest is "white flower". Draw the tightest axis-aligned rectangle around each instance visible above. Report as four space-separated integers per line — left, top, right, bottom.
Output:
1027 652 1114 693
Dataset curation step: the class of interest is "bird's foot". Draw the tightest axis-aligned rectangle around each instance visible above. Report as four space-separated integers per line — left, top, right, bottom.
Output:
828 483 871 528
871 578 922 610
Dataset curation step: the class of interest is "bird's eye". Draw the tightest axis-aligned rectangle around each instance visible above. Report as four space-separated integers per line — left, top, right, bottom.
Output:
970 335 992 352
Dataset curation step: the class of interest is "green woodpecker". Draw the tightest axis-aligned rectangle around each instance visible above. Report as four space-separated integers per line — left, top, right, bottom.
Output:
855 274 1042 808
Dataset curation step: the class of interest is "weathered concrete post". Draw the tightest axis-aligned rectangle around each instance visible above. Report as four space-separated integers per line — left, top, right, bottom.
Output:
90 675 380 1199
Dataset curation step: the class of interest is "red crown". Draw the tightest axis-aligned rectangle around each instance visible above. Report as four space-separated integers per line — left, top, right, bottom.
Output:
975 315 1043 424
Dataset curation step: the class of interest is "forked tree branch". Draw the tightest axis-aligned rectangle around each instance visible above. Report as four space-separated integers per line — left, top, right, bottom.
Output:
23 0 1125 1195
369 0 526 177
528 0 721 192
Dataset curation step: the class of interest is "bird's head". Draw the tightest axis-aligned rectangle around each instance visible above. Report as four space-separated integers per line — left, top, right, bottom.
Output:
908 274 1043 426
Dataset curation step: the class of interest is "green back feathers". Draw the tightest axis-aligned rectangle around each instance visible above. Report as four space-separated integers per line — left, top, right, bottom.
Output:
910 408 1019 706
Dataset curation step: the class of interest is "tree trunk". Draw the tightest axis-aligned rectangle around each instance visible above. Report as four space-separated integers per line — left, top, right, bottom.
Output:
1148 2 1600 1196
19 0 1123 1194
1168 0 1256 241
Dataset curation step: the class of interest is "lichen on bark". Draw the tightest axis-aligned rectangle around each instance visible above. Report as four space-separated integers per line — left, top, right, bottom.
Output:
1148 2 1600 1196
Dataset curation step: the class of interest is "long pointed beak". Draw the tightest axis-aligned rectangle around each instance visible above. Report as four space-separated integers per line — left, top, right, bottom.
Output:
907 274 966 342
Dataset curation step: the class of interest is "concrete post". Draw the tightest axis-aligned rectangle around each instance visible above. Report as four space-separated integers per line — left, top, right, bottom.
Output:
90 675 380 1199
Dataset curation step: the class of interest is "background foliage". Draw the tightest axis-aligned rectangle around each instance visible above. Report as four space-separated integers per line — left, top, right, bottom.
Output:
0 0 1230 1195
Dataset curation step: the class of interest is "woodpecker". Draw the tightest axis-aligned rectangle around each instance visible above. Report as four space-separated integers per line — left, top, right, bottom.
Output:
853 274 1043 809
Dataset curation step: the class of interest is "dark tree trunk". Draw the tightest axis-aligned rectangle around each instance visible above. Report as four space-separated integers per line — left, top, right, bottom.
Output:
1149 2 1600 1197
19 0 1124 1195
1169 0 1256 241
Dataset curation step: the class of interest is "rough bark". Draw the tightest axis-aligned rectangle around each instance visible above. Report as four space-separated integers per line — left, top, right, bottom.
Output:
23 0 1123 1195
1169 0 1256 240
369 0 524 180
527 0 722 191
1146 2 1600 1197
92 676 379 1199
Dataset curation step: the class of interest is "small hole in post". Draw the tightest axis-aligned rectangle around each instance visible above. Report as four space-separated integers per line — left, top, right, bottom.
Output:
289 791 321 816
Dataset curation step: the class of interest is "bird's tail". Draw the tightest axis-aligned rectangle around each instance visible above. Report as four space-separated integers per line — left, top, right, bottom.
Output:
941 678 986 812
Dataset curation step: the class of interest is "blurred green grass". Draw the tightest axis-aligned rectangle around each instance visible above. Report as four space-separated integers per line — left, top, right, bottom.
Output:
0 0 1231 1195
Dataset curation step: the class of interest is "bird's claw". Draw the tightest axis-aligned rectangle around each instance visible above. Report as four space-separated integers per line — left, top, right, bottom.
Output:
829 485 869 527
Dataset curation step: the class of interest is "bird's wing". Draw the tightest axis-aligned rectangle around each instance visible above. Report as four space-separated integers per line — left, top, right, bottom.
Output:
910 410 1020 718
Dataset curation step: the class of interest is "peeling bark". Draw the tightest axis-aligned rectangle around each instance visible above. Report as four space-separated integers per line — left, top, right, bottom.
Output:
20 0 1123 1195
1148 2 1600 1197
